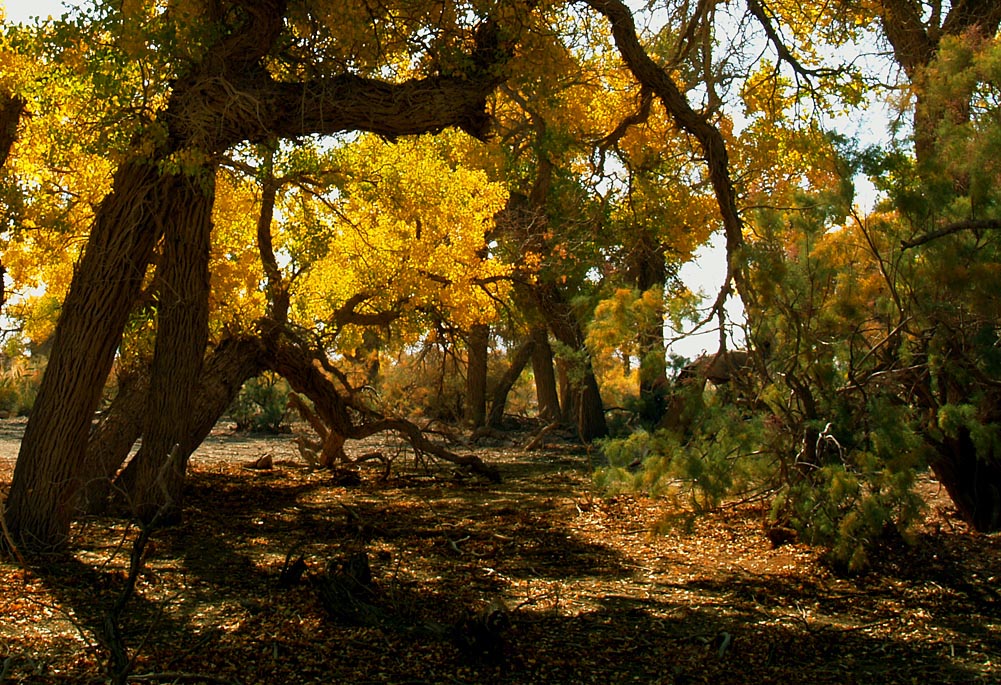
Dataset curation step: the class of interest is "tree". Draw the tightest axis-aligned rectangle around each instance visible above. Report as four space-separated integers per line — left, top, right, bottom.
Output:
4 0 524 549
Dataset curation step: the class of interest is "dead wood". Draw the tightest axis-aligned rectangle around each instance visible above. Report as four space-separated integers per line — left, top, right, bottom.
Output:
525 422 561 451
243 454 273 470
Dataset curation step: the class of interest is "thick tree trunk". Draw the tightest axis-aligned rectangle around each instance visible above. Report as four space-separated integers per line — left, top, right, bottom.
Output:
83 335 266 514
465 324 489 428
115 169 216 522
486 337 534 428
530 325 561 422
78 369 150 514
5 159 170 548
929 428 1001 532
4 9 518 550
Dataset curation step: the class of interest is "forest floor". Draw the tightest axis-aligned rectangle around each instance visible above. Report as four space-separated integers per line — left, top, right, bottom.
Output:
1 416 1000 684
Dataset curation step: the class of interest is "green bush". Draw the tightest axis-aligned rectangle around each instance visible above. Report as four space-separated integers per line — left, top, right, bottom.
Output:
229 372 291 433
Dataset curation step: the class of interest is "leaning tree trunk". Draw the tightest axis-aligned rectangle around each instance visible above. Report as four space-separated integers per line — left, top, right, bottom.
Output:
5 159 171 548
82 335 266 514
77 368 150 515
0 90 24 315
5 6 516 550
114 168 216 523
465 323 489 428
486 336 534 428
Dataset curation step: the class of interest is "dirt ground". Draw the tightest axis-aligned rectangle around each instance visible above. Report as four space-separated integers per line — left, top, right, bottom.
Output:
1 418 999 684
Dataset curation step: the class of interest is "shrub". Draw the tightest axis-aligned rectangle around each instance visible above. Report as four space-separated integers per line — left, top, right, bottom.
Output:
229 372 291 432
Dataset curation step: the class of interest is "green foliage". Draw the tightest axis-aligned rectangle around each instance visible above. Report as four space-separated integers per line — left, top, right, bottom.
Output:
770 399 927 572
596 399 769 511
229 372 291 433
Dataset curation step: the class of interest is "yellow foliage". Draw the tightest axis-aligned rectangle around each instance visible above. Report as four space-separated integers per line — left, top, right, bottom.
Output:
290 133 511 339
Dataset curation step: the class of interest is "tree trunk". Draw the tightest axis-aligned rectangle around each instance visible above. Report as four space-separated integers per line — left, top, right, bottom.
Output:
114 169 216 522
534 284 607 442
78 368 150 514
465 324 489 428
0 90 24 313
929 428 1001 532
5 159 170 548
0 89 23 169
83 335 266 514
4 10 518 550
530 325 561 422
628 230 668 424
486 337 534 428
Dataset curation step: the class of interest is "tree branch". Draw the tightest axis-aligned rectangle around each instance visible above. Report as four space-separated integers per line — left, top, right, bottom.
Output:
583 0 749 310
746 0 842 81
900 218 1001 249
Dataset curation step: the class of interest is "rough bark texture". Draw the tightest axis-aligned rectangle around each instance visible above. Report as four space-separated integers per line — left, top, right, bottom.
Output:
486 337 534 428
115 169 216 522
106 335 266 514
6 6 517 548
465 324 490 428
6 160 172 547
77 369 150 514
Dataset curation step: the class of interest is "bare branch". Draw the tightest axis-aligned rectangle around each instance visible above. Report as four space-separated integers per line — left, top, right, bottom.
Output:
900 218 1001 249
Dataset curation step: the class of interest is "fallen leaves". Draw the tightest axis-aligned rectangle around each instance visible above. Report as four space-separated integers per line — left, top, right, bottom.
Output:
0 428 999 683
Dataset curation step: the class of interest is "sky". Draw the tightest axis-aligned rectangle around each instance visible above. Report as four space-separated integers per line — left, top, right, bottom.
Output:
3 0 68 24
2 0 887 361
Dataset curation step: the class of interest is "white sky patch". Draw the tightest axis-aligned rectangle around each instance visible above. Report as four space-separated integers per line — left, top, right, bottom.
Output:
3 0 74 24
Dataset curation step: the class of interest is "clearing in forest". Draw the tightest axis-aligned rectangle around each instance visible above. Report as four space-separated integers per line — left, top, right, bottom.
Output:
1 420 999 684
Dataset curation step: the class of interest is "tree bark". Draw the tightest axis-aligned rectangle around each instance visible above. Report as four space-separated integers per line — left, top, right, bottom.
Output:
929 428 1001 532
465 324 490 427
5 10 518 549
92 335 266 515
0 89 25 312
114 167 216 523
0 89 24 169
6 159 172 548
78 368 150 515
874 0 1001 169
585 0 749 307
530 325 562 422
486 337 534 428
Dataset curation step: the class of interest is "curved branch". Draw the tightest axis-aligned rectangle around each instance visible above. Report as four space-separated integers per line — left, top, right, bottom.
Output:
901 218 1001 249
583 0 749 310
746 0 843 81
